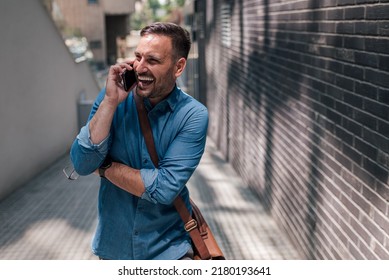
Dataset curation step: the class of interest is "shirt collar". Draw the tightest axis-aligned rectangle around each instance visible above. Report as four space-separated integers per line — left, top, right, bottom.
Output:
165 84 180 111
144 84 180 113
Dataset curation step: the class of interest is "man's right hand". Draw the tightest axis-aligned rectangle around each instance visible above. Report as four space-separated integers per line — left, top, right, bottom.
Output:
89 60 136 145
105 60 136 108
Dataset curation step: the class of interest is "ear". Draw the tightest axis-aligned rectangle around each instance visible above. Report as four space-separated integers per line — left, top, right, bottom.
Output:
174 57 187 78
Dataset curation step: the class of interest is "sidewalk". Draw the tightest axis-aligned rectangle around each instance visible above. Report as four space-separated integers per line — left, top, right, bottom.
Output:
0 139 301 260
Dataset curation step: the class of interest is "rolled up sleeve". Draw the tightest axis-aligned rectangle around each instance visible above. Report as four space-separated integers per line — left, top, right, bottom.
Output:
76 122 110 154
140 168 159 203
70 122 111 176
139 107 208 205
70 88 111 175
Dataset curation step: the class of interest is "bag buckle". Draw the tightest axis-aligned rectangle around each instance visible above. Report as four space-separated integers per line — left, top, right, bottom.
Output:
184 219 198 232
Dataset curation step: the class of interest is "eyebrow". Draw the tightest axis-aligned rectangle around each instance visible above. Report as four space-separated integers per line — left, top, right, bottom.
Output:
134 51 163 62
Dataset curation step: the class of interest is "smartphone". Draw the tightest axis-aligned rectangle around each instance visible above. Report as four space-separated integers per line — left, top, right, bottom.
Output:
121 69 137 91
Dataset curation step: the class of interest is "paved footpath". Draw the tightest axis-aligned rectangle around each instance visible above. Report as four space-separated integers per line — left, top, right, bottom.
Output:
0 139 300 260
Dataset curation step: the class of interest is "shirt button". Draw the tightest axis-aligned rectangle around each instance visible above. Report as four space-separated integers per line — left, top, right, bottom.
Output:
143 159 148 164
134 231 139 236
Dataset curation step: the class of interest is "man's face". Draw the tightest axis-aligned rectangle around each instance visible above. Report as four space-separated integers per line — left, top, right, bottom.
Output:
133 34 183 104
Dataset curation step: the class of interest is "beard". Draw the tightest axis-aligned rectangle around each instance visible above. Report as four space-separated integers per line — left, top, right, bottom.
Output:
135 70 177 101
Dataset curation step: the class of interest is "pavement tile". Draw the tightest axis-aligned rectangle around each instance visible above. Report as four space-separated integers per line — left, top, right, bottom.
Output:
0 139 301 260
187 139 301 260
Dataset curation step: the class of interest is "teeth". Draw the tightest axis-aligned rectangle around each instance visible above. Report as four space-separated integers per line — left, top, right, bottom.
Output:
138 76 154 82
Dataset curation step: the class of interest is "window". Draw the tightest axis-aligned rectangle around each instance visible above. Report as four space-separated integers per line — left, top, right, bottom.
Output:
88 0 98 4
89 40 102 49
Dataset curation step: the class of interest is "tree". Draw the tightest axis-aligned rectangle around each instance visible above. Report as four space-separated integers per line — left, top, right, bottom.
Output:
130 0 187 30
148 0 162 17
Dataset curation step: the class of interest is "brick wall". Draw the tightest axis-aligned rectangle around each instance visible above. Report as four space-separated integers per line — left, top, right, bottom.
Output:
203 0 389 259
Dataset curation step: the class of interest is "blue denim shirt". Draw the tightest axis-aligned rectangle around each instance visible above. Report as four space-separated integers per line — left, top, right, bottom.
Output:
70 86 208 260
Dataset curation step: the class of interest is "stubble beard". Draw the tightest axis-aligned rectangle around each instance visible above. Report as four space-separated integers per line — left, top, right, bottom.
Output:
135 75 176 101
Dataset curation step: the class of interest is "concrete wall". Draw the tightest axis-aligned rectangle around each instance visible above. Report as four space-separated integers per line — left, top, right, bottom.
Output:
0 0 100 200
204 0 389 259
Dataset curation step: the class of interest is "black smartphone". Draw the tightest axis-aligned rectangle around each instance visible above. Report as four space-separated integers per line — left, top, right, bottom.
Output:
121 69 137 91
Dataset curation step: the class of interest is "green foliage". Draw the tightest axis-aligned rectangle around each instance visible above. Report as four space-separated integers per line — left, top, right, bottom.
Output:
148 0 161 13
130 0 186 29
130 4 153 30
176 0 186 7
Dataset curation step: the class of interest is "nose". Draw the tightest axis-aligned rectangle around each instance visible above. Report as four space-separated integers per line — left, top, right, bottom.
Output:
134 59 147 74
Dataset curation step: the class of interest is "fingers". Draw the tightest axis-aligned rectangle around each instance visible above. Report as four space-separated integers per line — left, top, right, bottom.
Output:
109 62 134 75
106 65 123 89
122 57 136 66
106 61 136 95
107 63 130 85
117 61 135 72
120 62 134 72
107 65 121 88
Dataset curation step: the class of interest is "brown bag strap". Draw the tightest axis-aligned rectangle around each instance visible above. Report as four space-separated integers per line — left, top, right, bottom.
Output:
134 93 211 260
173 196 211 260
134 93 159 167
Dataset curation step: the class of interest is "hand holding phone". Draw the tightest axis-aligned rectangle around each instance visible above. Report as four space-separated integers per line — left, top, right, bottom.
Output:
121 69 137 91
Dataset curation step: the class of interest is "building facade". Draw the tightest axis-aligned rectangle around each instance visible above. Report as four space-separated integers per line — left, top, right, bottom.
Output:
46 0 135 65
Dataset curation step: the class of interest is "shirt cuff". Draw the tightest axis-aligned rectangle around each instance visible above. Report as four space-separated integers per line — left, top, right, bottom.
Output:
140 168 159 203
76 122 110 155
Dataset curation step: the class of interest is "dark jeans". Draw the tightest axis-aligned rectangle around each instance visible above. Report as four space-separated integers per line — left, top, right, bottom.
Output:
179 247 194 260
99 247 194 260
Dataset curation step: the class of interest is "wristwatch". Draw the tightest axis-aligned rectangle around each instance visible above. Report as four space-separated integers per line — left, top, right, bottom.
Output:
98 156 112 178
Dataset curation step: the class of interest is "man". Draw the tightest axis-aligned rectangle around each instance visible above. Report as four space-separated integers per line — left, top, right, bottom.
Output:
70 22 208 260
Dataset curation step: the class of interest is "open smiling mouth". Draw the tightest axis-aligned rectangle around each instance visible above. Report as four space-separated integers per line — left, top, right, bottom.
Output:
137 75 154 87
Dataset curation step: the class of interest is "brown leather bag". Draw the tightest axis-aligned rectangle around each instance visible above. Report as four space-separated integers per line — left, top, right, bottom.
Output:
134 93 225 260
174 196 225 259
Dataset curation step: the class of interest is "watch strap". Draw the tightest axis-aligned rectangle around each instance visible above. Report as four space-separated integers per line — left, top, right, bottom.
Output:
99 156 112 178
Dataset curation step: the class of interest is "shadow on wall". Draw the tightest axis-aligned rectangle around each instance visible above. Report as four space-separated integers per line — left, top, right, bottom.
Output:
221 0 328 259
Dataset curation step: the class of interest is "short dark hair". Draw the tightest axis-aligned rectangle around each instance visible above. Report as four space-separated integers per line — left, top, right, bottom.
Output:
140 22 191 60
